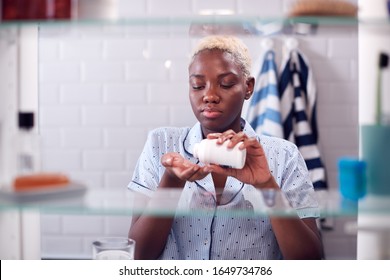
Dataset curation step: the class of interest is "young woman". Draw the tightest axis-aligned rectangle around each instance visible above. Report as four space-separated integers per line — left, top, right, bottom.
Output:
128 35 323 260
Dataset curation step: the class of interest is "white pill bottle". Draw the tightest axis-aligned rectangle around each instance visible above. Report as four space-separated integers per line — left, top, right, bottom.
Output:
193 139 246 169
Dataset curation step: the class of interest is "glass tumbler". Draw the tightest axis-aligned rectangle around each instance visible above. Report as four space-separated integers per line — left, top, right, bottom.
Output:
92 237 135 260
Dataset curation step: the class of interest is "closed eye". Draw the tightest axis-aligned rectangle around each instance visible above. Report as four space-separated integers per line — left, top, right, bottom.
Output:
220 84 234 89
192 85 204 90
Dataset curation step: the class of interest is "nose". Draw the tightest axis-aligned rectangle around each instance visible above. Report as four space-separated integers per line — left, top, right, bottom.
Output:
202 86 220 103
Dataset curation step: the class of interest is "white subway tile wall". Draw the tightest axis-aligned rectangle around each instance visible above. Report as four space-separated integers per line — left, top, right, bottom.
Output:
39 0 359 259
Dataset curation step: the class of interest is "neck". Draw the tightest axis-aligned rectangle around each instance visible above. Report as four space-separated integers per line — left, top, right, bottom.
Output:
201 118 244 138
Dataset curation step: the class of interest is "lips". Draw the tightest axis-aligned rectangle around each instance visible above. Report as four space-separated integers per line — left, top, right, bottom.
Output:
201 107 222 119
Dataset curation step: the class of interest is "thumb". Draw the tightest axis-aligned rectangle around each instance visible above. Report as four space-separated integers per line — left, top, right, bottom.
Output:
161 155 173 167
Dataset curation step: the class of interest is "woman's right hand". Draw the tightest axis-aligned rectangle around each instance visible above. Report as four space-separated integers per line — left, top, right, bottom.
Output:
161 152 210 184
205 130 277 190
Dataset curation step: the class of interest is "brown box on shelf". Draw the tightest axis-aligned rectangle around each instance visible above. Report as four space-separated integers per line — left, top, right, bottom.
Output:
1 0 71 20
288 0 358 17
13 172 70 192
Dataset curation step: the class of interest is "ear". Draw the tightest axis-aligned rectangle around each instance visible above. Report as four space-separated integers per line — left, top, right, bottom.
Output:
245 77 255 100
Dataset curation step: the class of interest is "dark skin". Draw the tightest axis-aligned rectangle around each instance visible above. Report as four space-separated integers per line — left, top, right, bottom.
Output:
129 49 323 260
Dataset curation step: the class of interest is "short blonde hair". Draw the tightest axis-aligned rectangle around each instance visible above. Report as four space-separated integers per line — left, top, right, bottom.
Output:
190 35 252 78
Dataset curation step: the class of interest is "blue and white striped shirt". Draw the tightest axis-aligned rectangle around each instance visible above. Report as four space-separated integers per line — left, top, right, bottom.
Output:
128 119 319 260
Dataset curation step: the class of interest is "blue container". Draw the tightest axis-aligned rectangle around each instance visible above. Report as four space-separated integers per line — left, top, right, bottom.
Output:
338 157 366 201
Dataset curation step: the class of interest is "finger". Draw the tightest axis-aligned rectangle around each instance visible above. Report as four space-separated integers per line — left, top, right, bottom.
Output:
178 165 199 178
227 131 247 148
215 130 236 144
195 166 211 178
182 166 204 181
162 153 189 169
206 133 222 140
220 129 236 139
204 164 236 177
241 137 265 156
161 154 174 167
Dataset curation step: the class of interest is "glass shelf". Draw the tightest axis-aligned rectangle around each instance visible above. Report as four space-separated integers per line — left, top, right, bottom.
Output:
1 15 388 28
1 185 387 217
2 15 388 38
0 15 374 32
0 16 362 25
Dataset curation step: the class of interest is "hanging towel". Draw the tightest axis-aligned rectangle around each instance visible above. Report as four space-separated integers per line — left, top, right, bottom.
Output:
279 48 327 190
246 50 283 138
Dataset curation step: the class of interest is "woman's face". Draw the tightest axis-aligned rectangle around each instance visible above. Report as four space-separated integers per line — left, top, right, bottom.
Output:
188 49 254 137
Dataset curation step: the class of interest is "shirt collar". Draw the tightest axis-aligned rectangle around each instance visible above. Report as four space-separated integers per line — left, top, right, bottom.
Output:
183 122 203 157
241 118 258 139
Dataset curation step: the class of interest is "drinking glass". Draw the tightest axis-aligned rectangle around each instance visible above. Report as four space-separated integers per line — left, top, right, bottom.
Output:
92 237 135 260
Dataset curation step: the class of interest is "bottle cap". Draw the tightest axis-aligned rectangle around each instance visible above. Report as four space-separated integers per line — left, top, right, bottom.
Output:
18 112 35 129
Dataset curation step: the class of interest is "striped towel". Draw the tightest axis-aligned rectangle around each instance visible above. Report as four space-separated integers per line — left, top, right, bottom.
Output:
246 50 283 138
279 49 327 190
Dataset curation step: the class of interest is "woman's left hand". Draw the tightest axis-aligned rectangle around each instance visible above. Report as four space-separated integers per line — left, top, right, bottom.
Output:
204 130 277 189
161 152 210 183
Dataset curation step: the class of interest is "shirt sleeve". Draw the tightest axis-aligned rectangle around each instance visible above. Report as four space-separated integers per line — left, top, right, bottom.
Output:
279 143 320 219
127 129 161 197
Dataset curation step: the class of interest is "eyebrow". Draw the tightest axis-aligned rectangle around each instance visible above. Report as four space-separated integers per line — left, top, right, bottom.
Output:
189 74 204 79
189 72 238 79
